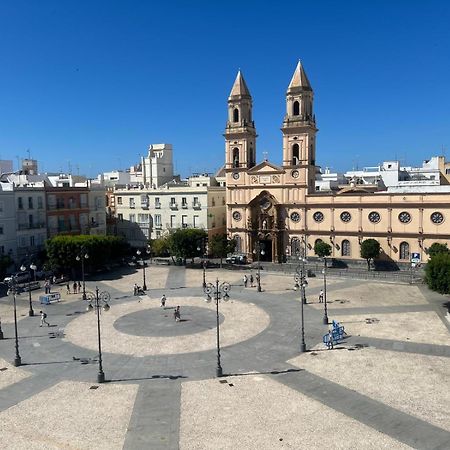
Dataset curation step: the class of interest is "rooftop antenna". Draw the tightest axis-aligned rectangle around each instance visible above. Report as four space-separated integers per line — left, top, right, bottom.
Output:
263 151 269 161
26 148 31 159
67 160 72 174
15 155 20 171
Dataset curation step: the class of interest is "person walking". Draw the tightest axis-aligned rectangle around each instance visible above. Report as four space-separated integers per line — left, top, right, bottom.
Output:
66 282 71 295
73 281 77 294
243 274 248 288
39 310 50 327
319 289 324 303
174 305 181 322
250 274 254 287
160 294 166 307
133 283 138 296
77 281 82 294
327 329 334 349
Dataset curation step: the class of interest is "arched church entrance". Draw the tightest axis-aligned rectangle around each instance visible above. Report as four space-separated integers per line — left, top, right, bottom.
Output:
247 191 286 263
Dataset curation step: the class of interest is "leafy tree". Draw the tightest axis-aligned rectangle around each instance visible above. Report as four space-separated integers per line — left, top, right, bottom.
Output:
425 252 450 294
45 235 128 274
314 241 332 258
209 234 236 267
427 243 449 258
360 239 381 270
150 238 170 257
168 228 207 264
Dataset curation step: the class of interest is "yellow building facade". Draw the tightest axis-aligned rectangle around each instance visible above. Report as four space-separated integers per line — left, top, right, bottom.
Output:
225 62 450 266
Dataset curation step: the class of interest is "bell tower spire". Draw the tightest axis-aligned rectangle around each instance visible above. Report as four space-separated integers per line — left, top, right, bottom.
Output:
281 61 318 192
224 71 257 171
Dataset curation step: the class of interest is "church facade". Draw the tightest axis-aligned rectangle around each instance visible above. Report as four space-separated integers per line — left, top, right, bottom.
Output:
225 62 450 265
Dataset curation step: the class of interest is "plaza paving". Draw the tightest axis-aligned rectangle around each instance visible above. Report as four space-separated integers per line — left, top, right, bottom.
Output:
0 265 449 449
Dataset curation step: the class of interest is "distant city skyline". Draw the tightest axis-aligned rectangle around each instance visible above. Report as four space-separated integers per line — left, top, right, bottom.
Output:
1 1 449 178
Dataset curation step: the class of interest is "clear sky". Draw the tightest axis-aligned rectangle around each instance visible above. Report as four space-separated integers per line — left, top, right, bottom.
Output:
1 0 450 178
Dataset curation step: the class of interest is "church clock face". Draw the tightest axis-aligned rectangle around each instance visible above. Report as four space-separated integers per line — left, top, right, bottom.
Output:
291 170 299 179
232 211 242 222
232 172 240 180
431 211 444 224
368 211 381 224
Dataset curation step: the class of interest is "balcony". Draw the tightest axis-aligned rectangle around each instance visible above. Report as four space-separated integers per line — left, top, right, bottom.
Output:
192 202 202 210
155 203 161 209
169 203 178 210
141 202 149 210
155 223 162 229
18 223 46 230
181 203 188 209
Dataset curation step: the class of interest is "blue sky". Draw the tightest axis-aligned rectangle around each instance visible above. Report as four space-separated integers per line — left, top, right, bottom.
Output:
1 1 449 177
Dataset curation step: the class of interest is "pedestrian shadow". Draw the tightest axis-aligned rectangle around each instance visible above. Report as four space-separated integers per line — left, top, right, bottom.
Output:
21 360 78 366
106 374 187 383
224 368 302 377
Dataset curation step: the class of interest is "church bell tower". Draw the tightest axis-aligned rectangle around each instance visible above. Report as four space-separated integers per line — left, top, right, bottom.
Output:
224 71 257 171
281 61 318 192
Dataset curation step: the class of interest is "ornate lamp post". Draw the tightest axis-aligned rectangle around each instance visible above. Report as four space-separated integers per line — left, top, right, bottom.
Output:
253 241 265 292
20 262 36 316
294 258 308 352
76 248 89 300
7 277 22 366
136 247 150 291
204 279 231 377
0 317 3 340
322 257 329 325
86 287 110 383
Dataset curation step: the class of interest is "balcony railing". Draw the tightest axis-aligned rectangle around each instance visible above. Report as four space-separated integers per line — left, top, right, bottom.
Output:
169 203 178 210
192 202 201 209
18 222 46 230
155 203 161 209
181 203 188 209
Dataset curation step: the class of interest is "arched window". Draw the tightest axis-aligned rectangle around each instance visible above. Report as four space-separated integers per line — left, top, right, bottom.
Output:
233 235 242 253
290 238 301 256
399 242 410 260
232 148 240 168
292 144 300 165
233 108 239 123
293 101 300 116
341 240 351 257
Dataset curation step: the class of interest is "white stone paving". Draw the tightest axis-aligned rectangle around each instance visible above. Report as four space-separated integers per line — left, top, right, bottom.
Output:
180 375 412 449
0 358 31 389
289 348 450 432
0 380 138 450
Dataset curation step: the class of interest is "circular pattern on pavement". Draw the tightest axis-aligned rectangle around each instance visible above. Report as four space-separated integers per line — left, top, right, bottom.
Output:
113 306 224 337
64 296 270 357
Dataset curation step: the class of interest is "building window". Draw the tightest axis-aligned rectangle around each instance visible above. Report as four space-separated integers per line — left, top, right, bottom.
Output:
30 236 35 247
130 198 135 208
118 213 123 222
313 211 324 223
155 214 161 227
290 212 300 222
18 197 23 210
155 197 161 208
232 148 240 168
182 197 187 208
292 144 299 165
233 235 242 253
340 211 351 223
341 240 351 256
399 242 410 260
170 215 176 228
117 197 123 205
193 215 199 227
0 225 3 235
233 108 239 123
368 211 381 224
398 211 411 224
37 197 43 209
28 197 33 209
129 214 135 222
290 238 301 256
293 101 300 116
182 215 188 228
431 211 444 224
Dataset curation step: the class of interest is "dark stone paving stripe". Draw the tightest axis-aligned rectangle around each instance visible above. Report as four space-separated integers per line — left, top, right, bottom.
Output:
271 367 450 450
123 381 181 450
330 304 436 316
351 336 450 358
164 267 186 291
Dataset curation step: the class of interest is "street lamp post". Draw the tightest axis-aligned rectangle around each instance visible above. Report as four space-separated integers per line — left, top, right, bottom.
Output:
76 249 89 300
197 241 207 289
253 242 265 292
0 317 3 340
21 262 36 316
204 279 231 377
8 277 22 366
322 257 329 325
136 248 150 291
294 258 308 352
86 287 110 383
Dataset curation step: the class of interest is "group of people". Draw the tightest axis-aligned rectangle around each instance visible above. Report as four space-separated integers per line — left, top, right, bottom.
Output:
133 283 144 296
243 273 259 288
66 281 82 295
